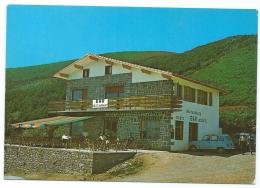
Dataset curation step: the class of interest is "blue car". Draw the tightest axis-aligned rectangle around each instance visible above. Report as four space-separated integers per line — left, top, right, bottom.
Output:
189 134 235 153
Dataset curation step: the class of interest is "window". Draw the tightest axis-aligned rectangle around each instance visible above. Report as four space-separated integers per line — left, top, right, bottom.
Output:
105 65 112 75
140 120 160 139
175 121 184 140
208 92 213 106
105 85 124 98
202 135 210 141
177 84 183 99
197 89 208 105
72 89 88 101
211 135 218 141
83 69 90 78
184 86 196 102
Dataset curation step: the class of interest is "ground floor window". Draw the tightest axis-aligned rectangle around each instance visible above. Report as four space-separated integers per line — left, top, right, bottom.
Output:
175 121 184 140
140 120 160 139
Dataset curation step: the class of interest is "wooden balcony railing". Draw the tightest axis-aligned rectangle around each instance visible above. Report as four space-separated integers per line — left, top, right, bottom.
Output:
48 95 182 112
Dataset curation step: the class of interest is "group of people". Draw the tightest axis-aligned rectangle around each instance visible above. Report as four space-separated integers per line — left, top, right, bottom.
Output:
238 135 255 155
96 133 135 151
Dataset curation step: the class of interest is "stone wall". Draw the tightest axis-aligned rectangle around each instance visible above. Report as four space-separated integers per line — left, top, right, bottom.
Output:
66 73 174 100
5 144 93 175
105 111 172 150
130 80 174 96
67 73 132 100
4 144 136 175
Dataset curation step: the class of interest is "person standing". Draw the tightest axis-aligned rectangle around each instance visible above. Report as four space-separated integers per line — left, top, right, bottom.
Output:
247 135 255 155
239 135 246 155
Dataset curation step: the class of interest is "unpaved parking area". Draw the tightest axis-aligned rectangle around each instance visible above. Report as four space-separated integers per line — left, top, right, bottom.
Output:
5 150 255 184
112 151 255 184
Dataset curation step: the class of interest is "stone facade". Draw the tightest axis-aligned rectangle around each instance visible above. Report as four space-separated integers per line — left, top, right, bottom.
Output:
130 80 174 96
59 73 175 150
104 111 172 150
66 73 132 100
66 73 174 99
4 144 136 175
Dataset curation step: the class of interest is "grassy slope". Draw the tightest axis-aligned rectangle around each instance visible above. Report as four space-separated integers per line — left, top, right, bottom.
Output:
189 38 257 106
5 35 257 131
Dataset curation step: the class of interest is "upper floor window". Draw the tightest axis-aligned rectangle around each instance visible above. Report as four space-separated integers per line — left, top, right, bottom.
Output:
197 89 208 105
105 85 124 98
184 86 196 103
105 65 112 75
83 69 90 78
177 84 183 99
72 89 88 101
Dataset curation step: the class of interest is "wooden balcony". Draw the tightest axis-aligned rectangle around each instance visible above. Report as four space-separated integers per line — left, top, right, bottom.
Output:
48 95 182 113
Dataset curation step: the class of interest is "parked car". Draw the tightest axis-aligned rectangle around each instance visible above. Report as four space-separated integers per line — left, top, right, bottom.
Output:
189 134 235 153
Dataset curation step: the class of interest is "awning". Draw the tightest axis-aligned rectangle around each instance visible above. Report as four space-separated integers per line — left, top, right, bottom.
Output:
11 116 93 129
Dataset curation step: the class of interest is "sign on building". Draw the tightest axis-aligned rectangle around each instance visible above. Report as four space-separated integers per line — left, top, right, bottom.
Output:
92 99 108 108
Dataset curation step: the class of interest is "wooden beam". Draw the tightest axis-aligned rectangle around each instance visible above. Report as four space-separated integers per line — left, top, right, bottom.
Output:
59 73 69 78
105 60 114 65
161 73 172 80
141 69 151 74
122 64 132 70
74 64 83 70
89 55 99 61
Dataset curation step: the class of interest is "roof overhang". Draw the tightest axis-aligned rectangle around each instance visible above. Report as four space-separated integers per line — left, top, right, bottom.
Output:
53 53 227 94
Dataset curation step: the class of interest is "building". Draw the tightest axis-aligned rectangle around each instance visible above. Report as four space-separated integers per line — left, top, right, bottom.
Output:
44 53 224 151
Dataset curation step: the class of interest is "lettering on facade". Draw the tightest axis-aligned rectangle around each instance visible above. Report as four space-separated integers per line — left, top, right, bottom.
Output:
186 110 202 116
176 116 184 121
187 110 207 123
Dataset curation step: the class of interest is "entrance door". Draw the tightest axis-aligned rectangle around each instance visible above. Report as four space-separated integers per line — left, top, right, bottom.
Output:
189 122 198 142
104 118 117 139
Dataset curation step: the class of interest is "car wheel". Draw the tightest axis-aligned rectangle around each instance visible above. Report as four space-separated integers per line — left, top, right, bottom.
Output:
217 147 225 154
190 145 197 152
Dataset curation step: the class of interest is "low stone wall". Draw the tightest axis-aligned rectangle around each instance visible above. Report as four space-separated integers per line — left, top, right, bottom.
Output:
4 144 136 175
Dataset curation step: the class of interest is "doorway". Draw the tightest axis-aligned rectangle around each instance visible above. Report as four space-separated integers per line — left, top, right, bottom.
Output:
104 118 117 139
189 122 198 142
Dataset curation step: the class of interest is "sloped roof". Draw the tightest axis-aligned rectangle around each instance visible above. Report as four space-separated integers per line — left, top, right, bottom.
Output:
54 53 226 93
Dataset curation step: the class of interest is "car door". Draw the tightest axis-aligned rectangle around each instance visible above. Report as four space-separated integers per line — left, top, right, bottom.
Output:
208 135 219 149
200 135 211 149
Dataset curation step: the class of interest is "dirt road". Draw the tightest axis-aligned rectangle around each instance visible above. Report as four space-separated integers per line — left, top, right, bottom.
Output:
111 151 255 184
5 150 255 184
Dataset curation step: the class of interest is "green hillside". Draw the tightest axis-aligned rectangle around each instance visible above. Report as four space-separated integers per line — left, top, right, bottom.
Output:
5 35 257 133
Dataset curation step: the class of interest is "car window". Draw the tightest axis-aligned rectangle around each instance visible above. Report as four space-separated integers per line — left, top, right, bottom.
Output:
218 136 224 141
202 135 210 141
211 135 218 141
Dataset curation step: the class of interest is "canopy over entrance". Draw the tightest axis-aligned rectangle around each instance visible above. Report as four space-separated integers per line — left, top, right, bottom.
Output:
11 116 93 129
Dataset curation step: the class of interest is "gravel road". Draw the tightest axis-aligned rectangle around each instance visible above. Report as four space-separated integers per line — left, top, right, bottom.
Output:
114 151 255 184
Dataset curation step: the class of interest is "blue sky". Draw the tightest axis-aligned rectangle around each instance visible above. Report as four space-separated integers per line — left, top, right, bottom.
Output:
6 5 257 68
